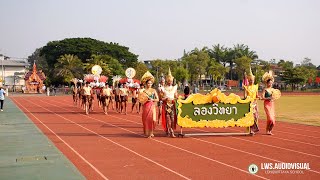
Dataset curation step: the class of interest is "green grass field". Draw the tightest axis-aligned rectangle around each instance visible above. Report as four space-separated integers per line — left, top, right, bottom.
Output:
257 95 320 126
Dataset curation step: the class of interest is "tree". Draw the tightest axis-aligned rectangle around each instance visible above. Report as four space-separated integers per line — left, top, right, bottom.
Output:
207 61 228 86
150 59 179 81
209 44 227 66
38 38 138 84
253 60 270 84
54 54 83 84
182 48 210 85
83 54 112 76
134 62 149 81
173 67 189 84
301 57 316 68
281 68 303 90
278 60 294 69
40 38 138 67
229 44 258 80
234 56 253 80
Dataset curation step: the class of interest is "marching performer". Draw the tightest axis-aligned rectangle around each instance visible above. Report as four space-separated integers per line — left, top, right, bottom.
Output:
243 67 260 134
72 81 78 105
139 71 159 138
109 85 115 110
120 83 129 114
261 71 281 135
160 68 178 138
101 84 113 115
131 88 139 113
114 83 121 113
83 82 92 115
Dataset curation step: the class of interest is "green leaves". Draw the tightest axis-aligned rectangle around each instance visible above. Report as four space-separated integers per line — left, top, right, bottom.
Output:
54 54 83 83
27 38 139 85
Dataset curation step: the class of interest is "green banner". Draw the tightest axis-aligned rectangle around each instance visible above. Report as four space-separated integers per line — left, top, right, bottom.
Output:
180 102 250 121
176 89 254 128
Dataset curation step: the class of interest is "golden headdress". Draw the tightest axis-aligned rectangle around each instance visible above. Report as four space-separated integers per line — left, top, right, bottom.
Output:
141 71 155 84
262 70 274 83
247 66 255 80
166 67 174 82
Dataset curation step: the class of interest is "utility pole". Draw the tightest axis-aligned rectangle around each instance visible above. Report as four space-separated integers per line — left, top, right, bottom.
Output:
0 54 4 86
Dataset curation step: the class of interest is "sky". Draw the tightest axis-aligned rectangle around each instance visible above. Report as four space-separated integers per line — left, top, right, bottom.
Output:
0 0 319 65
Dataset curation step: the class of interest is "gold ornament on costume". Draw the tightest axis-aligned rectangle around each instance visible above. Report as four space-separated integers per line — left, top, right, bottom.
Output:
141 71 155 84
262 70 274 83
166 67 174 82
247 66 255 80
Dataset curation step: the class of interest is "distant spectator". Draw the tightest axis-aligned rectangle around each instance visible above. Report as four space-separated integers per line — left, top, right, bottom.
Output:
22 86 26 93
42 85 46 93
0 86 6 111
184 84 190 99
194 85 199 94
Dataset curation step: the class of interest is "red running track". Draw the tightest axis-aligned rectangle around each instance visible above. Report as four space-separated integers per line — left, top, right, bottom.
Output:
11 96 320 180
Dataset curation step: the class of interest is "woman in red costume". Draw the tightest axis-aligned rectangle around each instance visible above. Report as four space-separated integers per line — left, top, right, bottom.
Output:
140 71 159 138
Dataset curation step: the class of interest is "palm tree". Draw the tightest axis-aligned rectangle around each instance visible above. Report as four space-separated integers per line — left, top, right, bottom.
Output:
229 44 258 80
208 61 229 86
209 44 227 66
54 54 83 83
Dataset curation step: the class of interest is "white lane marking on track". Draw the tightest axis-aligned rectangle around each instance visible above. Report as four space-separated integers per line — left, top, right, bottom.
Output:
44 98 270 180
11 98 109 180
20 97 191 180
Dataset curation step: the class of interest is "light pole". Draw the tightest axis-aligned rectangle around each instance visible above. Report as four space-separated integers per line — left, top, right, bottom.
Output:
1 56 4 86
156 66 159 84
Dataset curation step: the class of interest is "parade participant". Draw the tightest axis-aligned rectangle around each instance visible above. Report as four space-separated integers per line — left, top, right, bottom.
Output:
96 87 102 108
140 71 159 138
161 68 178 138
72 81 78 106
120 83 129 114
78 83 83 107
83 82 92 115
157 76 165 124
131 88 139 113
89 90 96 111
138 84 145 114
261 71 279 135
114 83 121 113
80 84 85 109
109 85 115 110
0 86 6 111
101 84 112 115
243 67 260 134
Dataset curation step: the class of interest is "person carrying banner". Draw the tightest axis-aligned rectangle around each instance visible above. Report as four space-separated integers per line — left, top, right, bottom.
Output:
243 67 260 134
157 76 165 124
160 68 178 138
